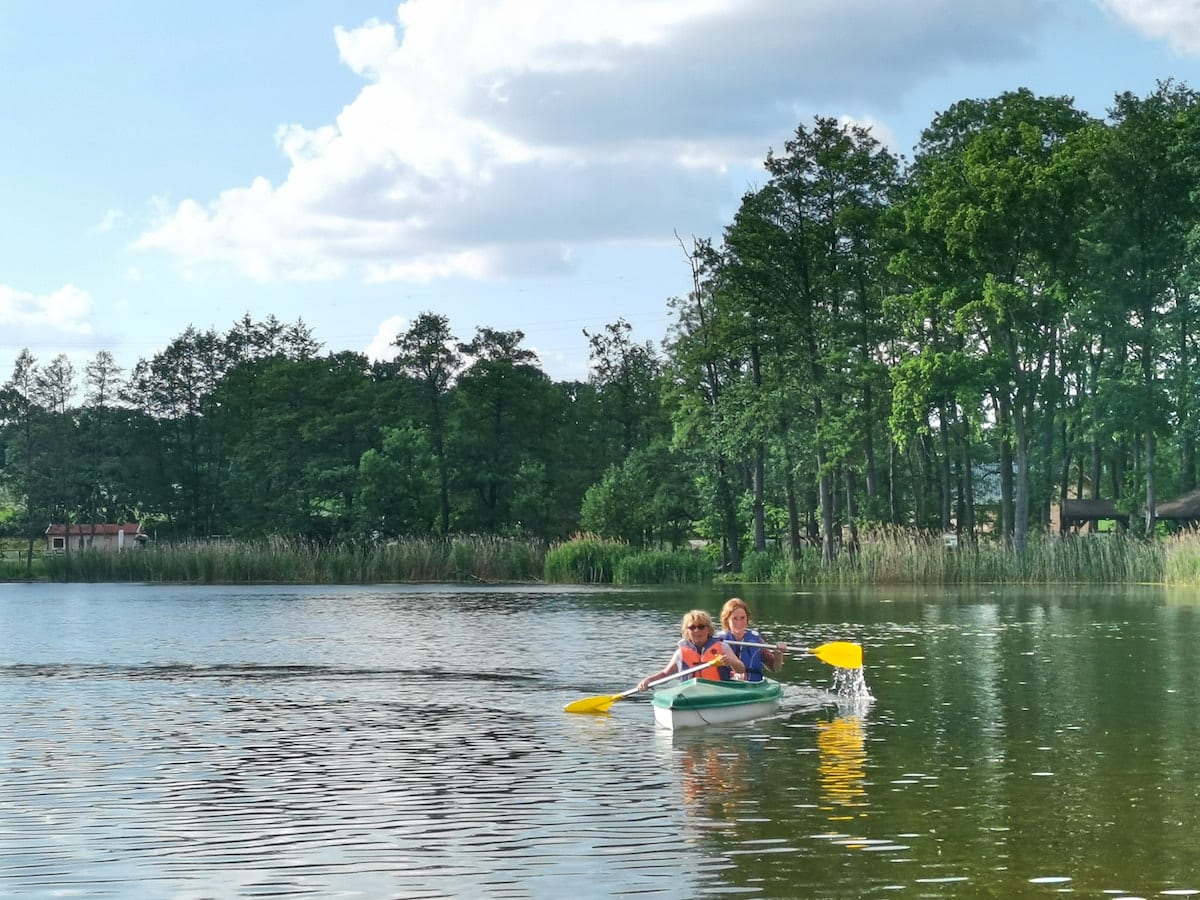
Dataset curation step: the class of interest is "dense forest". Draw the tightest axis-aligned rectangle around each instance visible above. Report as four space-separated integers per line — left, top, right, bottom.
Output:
5 82 1200 572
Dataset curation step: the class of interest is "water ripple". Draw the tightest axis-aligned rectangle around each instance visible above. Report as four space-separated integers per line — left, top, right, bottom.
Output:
1 657 713 898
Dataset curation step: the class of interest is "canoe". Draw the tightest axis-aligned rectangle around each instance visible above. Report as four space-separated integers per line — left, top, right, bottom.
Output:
651 678 782 730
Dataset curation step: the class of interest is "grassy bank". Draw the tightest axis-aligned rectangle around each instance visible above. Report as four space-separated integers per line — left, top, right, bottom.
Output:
37 535 547 584
12 530 1200 585
741 529 1176 585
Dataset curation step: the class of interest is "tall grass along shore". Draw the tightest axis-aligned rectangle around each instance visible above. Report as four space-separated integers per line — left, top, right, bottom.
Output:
7 529 1199 585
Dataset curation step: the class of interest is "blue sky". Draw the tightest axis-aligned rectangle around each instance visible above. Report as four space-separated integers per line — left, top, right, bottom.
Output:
3 1 1200 387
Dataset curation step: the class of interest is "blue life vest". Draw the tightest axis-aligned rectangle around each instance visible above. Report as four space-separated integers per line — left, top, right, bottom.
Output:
714 628 769 681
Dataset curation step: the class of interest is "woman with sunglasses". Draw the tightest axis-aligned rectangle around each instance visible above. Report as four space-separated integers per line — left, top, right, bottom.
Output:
636 610 744 692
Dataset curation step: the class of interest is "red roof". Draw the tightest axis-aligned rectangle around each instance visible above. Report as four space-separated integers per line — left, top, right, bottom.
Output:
45 523 145 537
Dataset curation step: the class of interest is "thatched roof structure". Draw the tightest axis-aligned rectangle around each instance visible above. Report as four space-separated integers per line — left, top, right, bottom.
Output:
1154 488 1200 521
1060 499 1129 530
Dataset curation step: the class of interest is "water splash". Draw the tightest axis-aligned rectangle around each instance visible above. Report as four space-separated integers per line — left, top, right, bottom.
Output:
831 665 873 703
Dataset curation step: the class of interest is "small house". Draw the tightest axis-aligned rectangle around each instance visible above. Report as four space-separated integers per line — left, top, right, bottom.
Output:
45 523 149 553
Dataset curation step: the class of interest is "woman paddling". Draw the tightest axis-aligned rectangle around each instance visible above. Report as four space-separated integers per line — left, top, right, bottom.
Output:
714 597 785 682
636 610 744 692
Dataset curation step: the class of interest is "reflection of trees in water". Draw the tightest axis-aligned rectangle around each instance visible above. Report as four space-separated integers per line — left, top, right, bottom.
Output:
817 715 868 822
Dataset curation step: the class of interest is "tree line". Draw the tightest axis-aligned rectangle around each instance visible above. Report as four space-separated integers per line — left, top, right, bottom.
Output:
4 81 1200 572
0 313 668 550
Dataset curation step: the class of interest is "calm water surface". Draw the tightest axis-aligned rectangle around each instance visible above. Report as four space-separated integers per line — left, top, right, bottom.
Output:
3 581 1200 898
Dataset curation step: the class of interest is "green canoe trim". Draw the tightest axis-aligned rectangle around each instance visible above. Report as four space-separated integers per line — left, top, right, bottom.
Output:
651 678 783 711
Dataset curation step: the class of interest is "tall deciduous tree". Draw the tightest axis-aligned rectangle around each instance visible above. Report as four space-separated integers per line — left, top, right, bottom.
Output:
664 237 747 571
719 116 901 561
32 354 80 537
1080 81 1200 531
896 89 1093 550
449 327 553 532
392 313 461 534
585 318 666 460
124 327 229 536
356 424 438 535
579 440 698 546
81 351 125 526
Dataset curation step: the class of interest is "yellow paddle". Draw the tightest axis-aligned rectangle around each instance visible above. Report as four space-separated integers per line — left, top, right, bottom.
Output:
724 639 863 670
564 657 722 714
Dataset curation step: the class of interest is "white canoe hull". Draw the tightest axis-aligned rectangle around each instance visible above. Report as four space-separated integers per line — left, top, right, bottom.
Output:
653 696 781 730
650 678 783 730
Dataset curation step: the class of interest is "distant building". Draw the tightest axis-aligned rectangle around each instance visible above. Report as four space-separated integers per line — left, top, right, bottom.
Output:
45 523 149 553
1054 499 1130 533
1154 488 1200 529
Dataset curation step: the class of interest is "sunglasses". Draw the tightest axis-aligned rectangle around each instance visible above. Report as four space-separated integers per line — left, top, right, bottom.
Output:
686 624 709 630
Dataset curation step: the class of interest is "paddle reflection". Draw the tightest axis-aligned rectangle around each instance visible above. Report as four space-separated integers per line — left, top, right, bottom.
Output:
816 714 868 822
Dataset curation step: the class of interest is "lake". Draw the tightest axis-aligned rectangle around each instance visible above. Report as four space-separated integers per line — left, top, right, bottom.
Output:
2 581 1200 898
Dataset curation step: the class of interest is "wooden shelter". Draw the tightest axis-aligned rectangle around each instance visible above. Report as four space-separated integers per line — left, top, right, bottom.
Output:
1154 488 1200 528
1058 499 1129 533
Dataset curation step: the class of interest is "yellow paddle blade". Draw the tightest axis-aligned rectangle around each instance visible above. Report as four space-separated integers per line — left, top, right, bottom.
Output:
811 641 863 669
563 693 624 714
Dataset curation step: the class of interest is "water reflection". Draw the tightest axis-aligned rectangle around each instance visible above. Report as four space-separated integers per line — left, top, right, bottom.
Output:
815 714 868 823
7 582 1200 897
672 734 753 821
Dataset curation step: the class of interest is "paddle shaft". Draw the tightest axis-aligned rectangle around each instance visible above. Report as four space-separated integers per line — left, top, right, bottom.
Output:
610 656 723 702
634 656 721 695
563 656 723 714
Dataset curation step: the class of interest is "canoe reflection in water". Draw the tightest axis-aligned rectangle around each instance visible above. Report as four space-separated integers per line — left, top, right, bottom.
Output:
817 714 868 822
671 736 752 820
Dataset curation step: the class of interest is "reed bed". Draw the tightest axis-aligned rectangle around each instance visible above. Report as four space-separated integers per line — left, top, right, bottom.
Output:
1162 532 1200 585
614 550 712 585
40 535 548 584
755 529 1171 585
542 537 637 583
22 529 1200 586
542 537 714 584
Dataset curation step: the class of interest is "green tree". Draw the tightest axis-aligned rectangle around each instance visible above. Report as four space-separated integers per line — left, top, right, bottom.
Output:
80 350 125 527
664 237 748 570
1080 82 1200 530
894 89 1093 550
584 318 667 460
1 351 60 570
215 352 377 538
124 327 229 537
33 354 81 535
579 441 698 546
356 424 438 535
720 116 901 560
448 327 555 532
392 313 461 534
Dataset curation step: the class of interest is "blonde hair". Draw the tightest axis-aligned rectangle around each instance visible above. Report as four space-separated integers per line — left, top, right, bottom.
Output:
719 597 750 631
679 609 715 639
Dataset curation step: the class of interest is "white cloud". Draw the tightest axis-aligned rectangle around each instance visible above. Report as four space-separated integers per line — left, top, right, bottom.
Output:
91 209 126 234
134 0 1052 285
0 287 111 392
0 284 94 335
1097 0 1200 55
364 315 407 362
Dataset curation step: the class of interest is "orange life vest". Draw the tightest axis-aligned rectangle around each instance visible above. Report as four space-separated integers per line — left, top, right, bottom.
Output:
679 638 724 681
